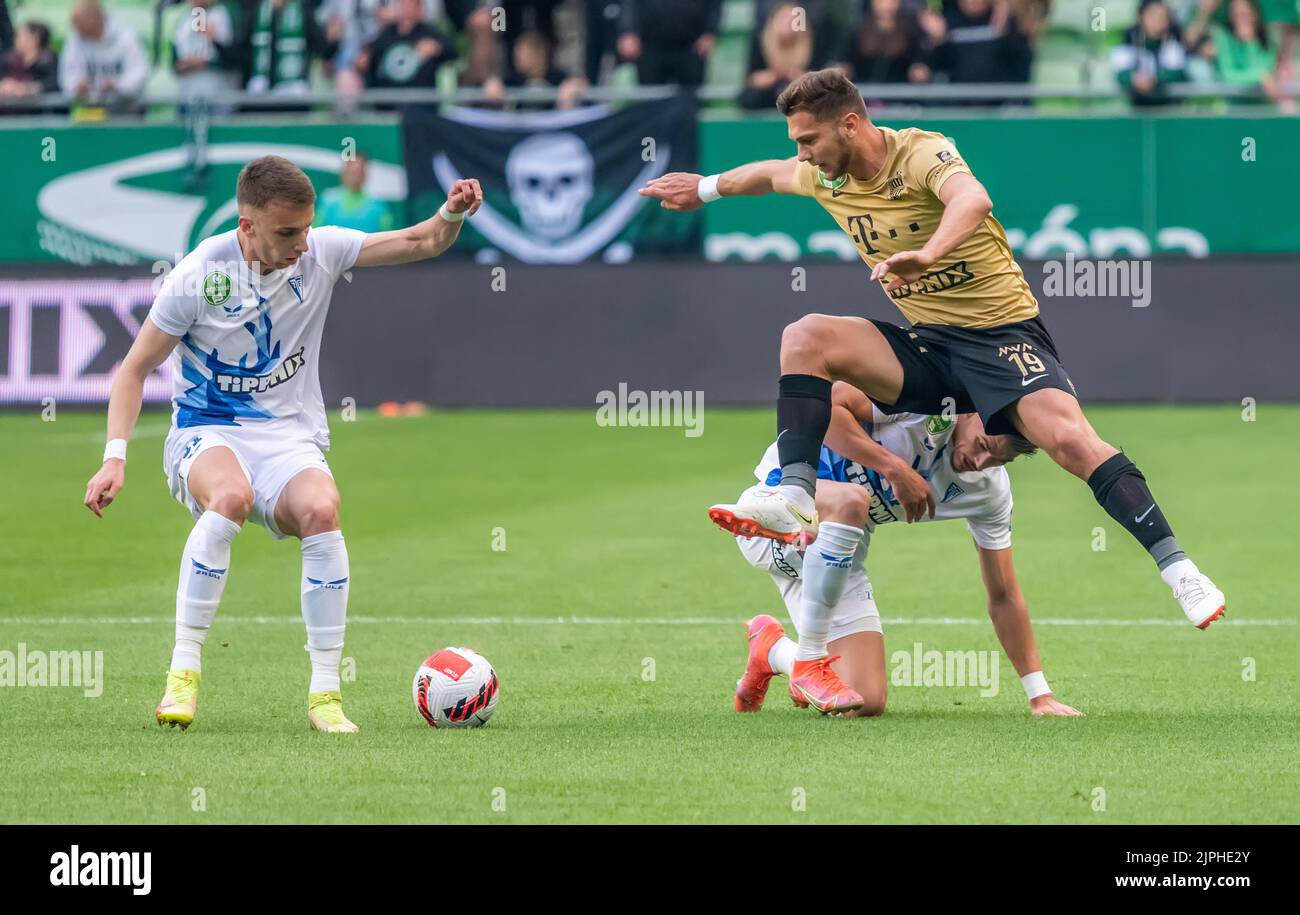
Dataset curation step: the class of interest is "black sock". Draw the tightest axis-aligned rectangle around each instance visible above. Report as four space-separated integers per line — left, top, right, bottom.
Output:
776 374 832 498
1087 453 1184 568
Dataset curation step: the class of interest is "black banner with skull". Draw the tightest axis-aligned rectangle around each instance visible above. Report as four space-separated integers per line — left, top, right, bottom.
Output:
401 97 700 263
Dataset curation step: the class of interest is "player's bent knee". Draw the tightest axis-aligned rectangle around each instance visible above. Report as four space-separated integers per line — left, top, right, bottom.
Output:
819 485 871 527
295 496 341 535
858 688 887 717
207 486 253 523
780 315 832 370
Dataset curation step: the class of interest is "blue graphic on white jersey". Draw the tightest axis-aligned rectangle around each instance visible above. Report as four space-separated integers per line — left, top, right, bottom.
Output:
176 306 280 428
765 439 948 527
818 551 853 568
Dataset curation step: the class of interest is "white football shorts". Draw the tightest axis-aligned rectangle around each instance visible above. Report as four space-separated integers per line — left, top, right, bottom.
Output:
735 534 882 641
163 419 334 539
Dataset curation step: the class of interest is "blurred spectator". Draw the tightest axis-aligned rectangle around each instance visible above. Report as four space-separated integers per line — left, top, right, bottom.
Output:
58 0 150 110
1111 0 1189 107
316 0 386 101
1 1 13 53
499 1 563 80
1 21 58 100
1206 0 1285 102
929 0 1035 100
849 0 934 85
484 29 588 109
453 3 508 89
740 3 814 110
173 0 241 110
315 153 394 231
242 0 337 97
584 0 624 83
1185 0 1297 87
618 0 722 87
355 0 456 90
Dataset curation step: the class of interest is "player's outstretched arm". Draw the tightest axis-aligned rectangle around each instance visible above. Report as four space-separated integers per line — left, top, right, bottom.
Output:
975 544 1083 717
639 157 801 211
823 381 935 522
83 319 181 518
352 178 483 267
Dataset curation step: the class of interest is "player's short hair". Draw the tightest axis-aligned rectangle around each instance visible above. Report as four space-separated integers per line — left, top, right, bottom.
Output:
1005 433 1039 458
236 155 316 210
775 69 867 121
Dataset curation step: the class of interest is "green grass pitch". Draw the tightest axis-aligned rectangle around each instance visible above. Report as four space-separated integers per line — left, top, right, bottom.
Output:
2 405 1297 823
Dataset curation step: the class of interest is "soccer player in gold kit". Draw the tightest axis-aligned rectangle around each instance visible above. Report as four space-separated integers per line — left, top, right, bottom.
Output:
641 69 1226 715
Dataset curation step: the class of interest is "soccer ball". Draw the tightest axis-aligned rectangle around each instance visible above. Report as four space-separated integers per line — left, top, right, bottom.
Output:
412 647 500 728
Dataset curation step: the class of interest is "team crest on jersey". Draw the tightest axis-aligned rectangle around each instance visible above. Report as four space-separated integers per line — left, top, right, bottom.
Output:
288 274 304 302
202 271 232 307
887 172 905 200
926 415 954 435
941 482 964 504
816 169 848 191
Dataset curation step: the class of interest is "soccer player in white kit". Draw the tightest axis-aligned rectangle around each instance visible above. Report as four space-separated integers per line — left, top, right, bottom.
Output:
713 382 1081 717
82 155 483 732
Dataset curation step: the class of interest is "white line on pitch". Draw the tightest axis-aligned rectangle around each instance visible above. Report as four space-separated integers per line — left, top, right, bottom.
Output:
0 616 1293 626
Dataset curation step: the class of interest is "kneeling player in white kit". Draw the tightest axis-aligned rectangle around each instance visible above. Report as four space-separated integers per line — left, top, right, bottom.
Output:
83 155 483 732
712 382 1081 717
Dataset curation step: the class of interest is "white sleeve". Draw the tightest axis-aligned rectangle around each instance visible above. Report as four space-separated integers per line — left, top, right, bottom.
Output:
966 470 1013 550
310 225 367 281
116 27 150 96
870 403 900 425
147 273 202 337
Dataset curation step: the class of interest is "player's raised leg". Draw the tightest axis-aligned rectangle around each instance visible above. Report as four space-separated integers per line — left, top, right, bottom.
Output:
274 468 359 733
712 315 907 544
1011 388 1226 628
157 446 249 729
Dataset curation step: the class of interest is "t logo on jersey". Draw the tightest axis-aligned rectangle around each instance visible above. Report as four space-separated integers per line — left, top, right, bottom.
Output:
848 213 924 257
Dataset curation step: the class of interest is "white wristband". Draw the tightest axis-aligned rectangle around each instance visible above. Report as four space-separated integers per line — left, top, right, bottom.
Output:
438 202 466 223
697 174 722 203
103 439 128 463
1021 671 1051 700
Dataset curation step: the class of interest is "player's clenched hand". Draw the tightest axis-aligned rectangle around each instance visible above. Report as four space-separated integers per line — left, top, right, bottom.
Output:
1030 695 1084 717
445 178 483 216
884 462 935 523
870 250 935 292
84 459 125 518
639 172 704 211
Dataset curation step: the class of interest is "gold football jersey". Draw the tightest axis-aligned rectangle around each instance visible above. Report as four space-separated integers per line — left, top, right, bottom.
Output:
792 126 1038 328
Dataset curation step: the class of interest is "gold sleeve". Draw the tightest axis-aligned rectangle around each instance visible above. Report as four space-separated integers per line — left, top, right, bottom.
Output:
791 159 818 198
905 132 973 198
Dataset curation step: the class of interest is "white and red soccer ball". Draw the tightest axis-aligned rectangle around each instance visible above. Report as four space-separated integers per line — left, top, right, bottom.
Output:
412 647 500 728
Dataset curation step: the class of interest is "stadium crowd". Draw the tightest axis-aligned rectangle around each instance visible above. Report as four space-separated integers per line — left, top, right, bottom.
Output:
0 0 1295 113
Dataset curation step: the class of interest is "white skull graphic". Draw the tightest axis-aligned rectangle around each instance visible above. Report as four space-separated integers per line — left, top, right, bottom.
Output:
505 132 594 241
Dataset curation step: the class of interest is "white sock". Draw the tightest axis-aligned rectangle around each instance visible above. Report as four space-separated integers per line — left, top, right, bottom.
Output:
1160 557 1200 592
768 636 797 676
794 521 864 660
171 510 241 672
301 530 349 693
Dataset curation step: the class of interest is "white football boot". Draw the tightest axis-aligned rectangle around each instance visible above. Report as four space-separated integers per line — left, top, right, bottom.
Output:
1173 572 1227 629
708 484 818 545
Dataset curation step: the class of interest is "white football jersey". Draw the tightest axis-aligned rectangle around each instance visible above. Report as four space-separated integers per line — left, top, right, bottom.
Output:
754 407 1013 549
147 226 365 449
